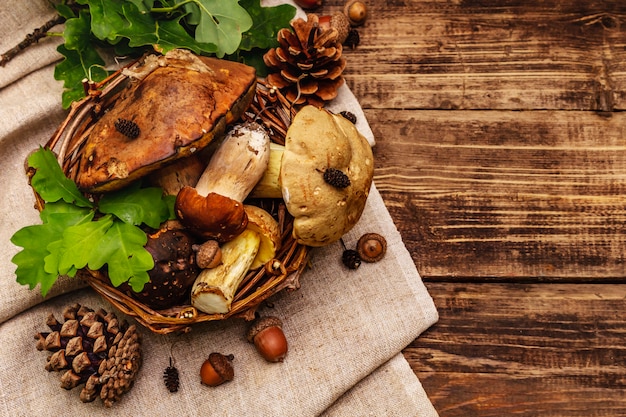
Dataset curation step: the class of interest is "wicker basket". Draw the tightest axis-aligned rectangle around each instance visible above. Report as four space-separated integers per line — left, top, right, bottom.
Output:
32 63 309 335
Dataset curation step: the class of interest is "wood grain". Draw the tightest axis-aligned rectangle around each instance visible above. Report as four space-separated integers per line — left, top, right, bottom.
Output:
369 109 626 279
323 0 626 414
339 0 626 111
405 283 626 416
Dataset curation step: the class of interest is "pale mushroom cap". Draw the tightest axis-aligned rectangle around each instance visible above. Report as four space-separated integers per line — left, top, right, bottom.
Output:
279 105 374 247
244 205 281 270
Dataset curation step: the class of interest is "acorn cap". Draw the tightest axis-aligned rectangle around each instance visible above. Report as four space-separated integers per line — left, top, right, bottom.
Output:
246 316 283 343
75 49 257 193
208 352 234 382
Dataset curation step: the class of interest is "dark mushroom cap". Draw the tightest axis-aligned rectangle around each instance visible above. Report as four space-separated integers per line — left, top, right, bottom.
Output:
124 228 199 309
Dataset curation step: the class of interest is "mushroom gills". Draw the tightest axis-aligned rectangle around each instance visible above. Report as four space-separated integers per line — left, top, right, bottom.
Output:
191 229 261 314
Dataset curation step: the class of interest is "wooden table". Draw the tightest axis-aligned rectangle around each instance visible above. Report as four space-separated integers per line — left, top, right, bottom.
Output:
325 0 626 414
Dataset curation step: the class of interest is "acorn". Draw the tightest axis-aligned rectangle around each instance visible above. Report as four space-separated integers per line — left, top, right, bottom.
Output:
344 0 368 26
247 316 288 362
319 12 351 44
200 353 234 386
357 233 387 263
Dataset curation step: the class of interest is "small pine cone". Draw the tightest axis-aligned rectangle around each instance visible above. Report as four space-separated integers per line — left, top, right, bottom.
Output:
114 118 140 139
324 168 351 189
163 358 180 393
263 14 347 107
34 303 142 407
342 249 362 269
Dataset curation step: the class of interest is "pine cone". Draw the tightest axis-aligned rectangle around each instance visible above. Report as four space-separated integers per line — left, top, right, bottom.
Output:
34 303 142 407
263 14 346 107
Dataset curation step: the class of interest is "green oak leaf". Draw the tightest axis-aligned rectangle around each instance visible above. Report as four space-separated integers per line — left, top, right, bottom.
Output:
55 43 109 109
89 221 153 291
76 0 127 43
98 183 172 228
63 9 93 51
191 0 253 57
118 6 218 55
238 0 295 51
11 223 61 296
55 8 110 108
28 148 93 208
54 215 114 275
54 3 78 19
11 202 93 296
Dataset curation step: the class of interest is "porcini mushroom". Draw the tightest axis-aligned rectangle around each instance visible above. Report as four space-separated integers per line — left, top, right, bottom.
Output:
175 122 270 243
251 105 374 247
190 205 281 314
74 49 257 193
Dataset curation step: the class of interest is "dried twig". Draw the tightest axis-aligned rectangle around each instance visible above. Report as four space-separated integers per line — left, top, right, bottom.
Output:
0 14 65 67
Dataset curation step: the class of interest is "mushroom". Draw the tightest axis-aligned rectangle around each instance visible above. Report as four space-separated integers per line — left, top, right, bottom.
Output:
251 105 374 247
123 224 199 310
245 205 281 270
175 122 271 243
190 205 281 314
74 49 257 193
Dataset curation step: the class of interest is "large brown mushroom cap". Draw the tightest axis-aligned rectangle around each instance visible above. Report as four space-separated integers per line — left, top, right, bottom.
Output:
75 50 257 193
280 105 374 247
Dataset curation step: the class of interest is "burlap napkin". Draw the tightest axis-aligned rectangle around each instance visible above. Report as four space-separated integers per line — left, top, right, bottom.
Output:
0 2 439 416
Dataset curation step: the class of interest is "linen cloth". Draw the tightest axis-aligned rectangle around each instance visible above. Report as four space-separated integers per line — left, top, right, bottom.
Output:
0 2 439 416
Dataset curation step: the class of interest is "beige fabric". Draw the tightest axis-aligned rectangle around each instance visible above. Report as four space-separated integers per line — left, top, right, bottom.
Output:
0 2 439 416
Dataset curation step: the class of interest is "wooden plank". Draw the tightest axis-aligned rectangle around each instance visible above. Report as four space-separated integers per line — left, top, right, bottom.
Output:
335 0 626 111
404 282 626 416
368 109 626 280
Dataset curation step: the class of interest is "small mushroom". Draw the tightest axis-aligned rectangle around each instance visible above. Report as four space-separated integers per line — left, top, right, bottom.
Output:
251 105 374 247
244 205 281 270
190 206 282 314
175 122 271 242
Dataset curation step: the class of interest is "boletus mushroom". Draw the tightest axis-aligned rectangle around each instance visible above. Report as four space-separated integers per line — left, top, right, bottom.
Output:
190 205 281 314
251 105 374 247
74 49 257 193
175 122 271 243
124 222 199 310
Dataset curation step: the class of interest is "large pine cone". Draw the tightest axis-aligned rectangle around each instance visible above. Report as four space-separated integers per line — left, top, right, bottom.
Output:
34 303 142 407
263 14 347 107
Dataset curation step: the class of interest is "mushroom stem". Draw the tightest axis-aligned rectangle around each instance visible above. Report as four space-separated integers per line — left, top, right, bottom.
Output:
175 123 271 242
191 229 261 314
194 123 270 199
249 143 284 199
147 154 205 195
